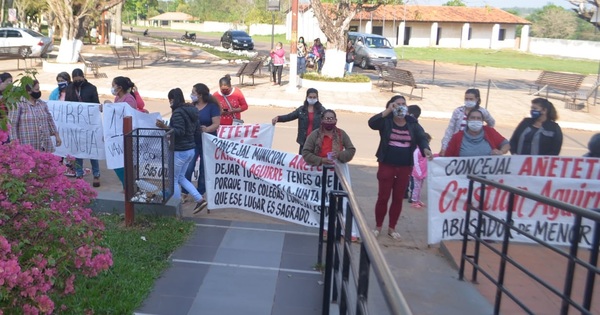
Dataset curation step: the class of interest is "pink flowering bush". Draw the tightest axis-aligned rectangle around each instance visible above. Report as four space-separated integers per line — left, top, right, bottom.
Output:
0 138 113 314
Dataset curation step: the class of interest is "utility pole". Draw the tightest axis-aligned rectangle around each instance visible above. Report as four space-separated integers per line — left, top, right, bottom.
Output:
287 0 298 91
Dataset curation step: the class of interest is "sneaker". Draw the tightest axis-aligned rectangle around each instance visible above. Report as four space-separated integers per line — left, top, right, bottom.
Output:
373 229 380 238
388 231 401 240
193 200 208 214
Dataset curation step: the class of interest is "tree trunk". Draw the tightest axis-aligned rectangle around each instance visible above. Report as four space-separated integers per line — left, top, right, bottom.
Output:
321 49 346 78
56 20 82 63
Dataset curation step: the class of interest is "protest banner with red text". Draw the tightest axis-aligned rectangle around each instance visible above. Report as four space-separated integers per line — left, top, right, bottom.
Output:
427 156 600 248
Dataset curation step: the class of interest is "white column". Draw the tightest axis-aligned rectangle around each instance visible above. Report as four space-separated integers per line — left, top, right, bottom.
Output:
520 25 530 52
365 20 373 34
430 22 438 47
490 23 500 49
461 23 470 48
398 21 406 46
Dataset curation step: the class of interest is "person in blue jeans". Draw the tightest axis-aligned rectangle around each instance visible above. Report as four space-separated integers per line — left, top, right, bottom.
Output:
183 83 221 203
65 69 101 187
156 88 207 214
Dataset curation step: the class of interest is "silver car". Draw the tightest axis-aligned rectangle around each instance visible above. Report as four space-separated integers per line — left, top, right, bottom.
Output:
0 27 53 58
348 32 398 69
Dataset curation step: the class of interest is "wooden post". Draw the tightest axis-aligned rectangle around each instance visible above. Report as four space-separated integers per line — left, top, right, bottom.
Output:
123 116 134 226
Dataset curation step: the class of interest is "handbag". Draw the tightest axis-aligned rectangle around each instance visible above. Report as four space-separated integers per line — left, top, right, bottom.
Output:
221 94 244 125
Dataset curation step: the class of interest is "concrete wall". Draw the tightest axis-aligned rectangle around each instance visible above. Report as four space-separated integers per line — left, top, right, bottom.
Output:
528 37 600 60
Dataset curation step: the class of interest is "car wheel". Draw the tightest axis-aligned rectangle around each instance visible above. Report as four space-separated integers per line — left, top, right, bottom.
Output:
360 58 368 69
221 41 226 48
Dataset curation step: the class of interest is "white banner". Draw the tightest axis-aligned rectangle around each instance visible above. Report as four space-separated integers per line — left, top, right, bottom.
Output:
427 156 600 248
203 133 350 227
102 103 161 169
47 101 105 159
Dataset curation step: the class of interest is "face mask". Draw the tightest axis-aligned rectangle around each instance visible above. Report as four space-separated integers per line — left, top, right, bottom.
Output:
30 91 42 99
190 94 199 102
464 100 477 108
221 89 231 95
111 87 118 96
58 82 68 90
307 98 317 105
530 110 541 120
73 81 83 87
322 122 336 131
467 120 483 132
393 105 408 117
299 39 304 43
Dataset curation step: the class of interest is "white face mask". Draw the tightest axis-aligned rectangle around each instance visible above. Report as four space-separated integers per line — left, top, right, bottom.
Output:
464 100 477 108
111 87 117 96
307 98 318 105
467 120 483 132
190 94 199 102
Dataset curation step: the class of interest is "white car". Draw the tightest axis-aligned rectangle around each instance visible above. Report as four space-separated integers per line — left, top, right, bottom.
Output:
0 27 53 58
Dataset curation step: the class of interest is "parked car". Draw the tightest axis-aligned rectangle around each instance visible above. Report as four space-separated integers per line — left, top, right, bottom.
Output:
347 32 397 69
0 28 53 58
220 30 254 50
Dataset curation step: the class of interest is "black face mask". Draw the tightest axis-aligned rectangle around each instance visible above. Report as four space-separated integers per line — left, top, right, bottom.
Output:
73 81 84 87
30 91 42 99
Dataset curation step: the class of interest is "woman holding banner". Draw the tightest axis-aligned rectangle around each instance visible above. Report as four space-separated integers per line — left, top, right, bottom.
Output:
301 109 355 166
8 80 62 152
445 109 510 157
183 83 221 204
368 95 433 241
213 75 248 125
272 88 325 154
509 98 562 156
156 88 208 214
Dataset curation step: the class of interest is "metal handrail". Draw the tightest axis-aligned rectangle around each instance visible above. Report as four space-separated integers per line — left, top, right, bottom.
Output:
460 175 600 315
321 163 412 315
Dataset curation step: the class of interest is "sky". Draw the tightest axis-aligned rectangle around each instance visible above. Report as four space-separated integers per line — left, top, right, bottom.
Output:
414 0 572 9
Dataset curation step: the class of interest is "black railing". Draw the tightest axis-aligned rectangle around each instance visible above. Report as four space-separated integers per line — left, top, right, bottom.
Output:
321 164 412 315
460 175 600 315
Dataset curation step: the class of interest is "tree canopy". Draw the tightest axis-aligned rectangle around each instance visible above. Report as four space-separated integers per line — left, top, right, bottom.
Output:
443 0 466 6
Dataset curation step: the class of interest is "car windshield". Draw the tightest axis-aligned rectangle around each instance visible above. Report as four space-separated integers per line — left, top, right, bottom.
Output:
231 31 249 37
364 37 392 48
22 29 44 37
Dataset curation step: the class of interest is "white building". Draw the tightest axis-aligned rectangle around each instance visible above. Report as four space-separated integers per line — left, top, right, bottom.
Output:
288 5 531 51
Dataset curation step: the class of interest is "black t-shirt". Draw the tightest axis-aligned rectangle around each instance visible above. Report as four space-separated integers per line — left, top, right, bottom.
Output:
383 123 413 166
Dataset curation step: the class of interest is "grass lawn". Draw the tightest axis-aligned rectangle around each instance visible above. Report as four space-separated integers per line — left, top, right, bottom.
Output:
51 214 195 314
397 47 599 75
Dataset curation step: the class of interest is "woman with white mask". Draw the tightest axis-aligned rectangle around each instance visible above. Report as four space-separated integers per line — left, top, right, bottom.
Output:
440 88 495 156
444 109 509 157
272 88 326 154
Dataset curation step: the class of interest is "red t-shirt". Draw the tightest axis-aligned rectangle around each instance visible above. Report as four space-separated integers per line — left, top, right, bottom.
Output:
306 112 314 137
320 134 333 158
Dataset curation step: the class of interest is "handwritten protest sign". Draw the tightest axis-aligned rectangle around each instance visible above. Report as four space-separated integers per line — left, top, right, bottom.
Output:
47 101 105 159
203 133 350 227
102 103 161 169
427 156 600 248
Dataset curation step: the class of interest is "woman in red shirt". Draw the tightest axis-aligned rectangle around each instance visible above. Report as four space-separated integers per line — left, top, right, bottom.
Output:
212 75 248 125
301 109 355 166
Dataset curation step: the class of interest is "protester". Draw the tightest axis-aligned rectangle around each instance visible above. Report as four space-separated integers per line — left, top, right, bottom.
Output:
108 76 137 109
0 72 13 123
311 38 325 73
156 88 207 214
183 83 221 203
584 133 600 158
49 72 71 101
213 75 248 125
345 39 355 75
440 88 495 156
8 80 62 152
65 69 101 186
509 98 562 156
270 42 285 86
368 95 433 240
301 109 355 166
297 36 307 77
411 132 432 209
272 88 325 154
445 109 510 157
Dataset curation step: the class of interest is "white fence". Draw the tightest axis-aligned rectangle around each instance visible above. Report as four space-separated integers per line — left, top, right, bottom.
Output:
528 37 600 61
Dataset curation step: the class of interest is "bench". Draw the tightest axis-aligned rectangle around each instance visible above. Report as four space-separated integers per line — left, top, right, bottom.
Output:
234 60 262 85
530 71 586 100
0 45 33 69
565 80 600 112
79 54 107 78
377 66 427 99
110 46 144 69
